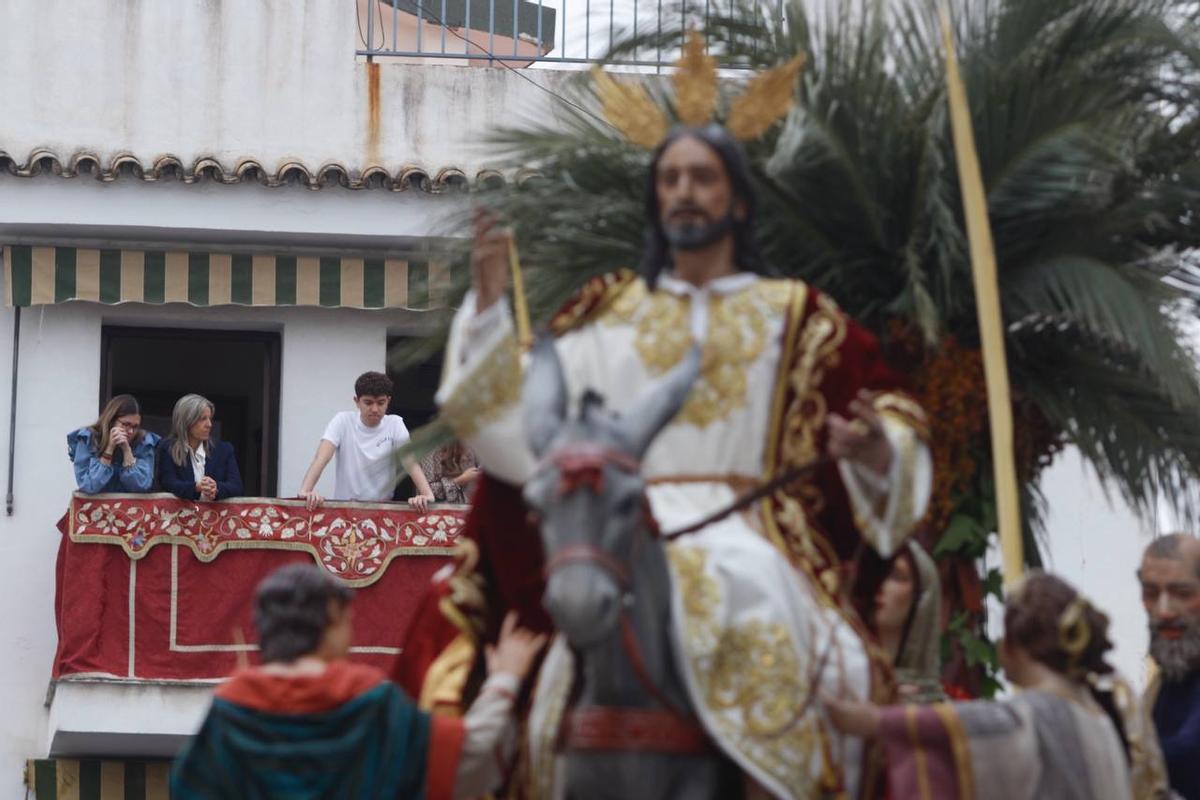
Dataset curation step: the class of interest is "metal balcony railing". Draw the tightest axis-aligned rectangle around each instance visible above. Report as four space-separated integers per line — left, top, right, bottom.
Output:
355 0 785 68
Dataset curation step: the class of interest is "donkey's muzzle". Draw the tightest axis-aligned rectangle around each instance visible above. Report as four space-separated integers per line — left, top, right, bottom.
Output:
543 565 622 647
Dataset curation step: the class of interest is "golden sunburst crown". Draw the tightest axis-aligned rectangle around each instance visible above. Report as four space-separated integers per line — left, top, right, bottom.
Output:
590 32 806 149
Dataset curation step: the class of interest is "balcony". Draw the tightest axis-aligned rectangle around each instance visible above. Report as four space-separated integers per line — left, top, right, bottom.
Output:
356 0 787 68
48 493 467 758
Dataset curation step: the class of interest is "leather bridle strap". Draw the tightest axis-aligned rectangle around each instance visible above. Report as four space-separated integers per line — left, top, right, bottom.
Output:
543 543 631 588
560 707 714 755
619 612 690 718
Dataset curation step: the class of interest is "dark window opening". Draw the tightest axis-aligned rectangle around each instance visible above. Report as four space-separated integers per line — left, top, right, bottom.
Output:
100 326 282 497
386 336 442 499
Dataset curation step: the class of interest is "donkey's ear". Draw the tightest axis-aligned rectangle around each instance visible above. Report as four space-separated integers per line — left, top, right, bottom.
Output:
524 335 567 457
615 345 700 458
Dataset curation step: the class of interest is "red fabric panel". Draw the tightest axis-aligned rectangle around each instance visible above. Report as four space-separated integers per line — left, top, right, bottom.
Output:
53 531 134 679
215 661 388 714
53 530 451 680
392 569 458 697
425 715 467 800
468 475 552 636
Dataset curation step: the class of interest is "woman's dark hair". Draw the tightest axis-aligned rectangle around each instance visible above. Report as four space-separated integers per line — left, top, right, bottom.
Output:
639 124 770 288
88 394 143 455
254 564 353 664
438 441 470 475
1005 572 1130 761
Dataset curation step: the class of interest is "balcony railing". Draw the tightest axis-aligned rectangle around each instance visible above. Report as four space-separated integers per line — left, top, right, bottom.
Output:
355 0 786 68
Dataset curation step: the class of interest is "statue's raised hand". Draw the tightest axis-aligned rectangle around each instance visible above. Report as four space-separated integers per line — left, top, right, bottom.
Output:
471 207 512 314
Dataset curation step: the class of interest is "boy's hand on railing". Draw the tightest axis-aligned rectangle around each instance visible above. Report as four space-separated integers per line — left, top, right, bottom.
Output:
408 493 434 513
299 490 324 511
486 611 547 682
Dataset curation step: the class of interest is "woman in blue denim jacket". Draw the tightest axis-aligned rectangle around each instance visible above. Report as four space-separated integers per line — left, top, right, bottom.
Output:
67 394 160 494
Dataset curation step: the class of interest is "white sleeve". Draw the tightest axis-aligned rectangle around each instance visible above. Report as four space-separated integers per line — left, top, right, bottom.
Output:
436 292 537 485
452 672 520 799
837 415 932 558
392 416 411 447
321 413 344 447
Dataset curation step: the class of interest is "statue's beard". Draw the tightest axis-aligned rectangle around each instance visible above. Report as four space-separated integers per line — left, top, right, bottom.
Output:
663 210 736 252
1149 618 1200 682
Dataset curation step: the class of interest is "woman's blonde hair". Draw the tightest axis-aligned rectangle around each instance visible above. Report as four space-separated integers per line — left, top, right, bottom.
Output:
169 394 215 466
88 394 142 456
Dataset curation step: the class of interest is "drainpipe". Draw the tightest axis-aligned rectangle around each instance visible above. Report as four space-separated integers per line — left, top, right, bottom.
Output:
6 306 19 516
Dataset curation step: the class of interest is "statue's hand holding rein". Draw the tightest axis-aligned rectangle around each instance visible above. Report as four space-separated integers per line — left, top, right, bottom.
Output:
827 390 893 477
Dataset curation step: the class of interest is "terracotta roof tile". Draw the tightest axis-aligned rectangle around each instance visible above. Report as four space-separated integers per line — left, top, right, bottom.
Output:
0 149 530 193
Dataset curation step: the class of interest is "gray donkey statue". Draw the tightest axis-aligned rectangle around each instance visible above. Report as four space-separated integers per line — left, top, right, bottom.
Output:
520 338 745 800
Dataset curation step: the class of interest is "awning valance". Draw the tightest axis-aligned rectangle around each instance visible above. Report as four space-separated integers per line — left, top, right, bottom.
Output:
2 245 460 309
27 759 170 799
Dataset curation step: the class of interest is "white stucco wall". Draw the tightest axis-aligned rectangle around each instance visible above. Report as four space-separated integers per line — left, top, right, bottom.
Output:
0 0 574 182
0 299 427 797
1039 447 1160 690
0 175 467 252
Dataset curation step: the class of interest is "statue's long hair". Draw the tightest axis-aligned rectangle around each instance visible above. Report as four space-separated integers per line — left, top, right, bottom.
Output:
639 124 770 288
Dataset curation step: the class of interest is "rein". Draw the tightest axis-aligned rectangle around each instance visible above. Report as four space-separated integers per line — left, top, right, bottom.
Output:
660 456 831 540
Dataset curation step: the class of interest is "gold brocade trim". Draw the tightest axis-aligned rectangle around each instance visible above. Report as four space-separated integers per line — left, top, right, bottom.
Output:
418 633 475 713
67 494 462 588
547 269 638 336
932 703 975 800
873 392 931 443
601 277 791 428
906 705 934 800
760 287 848 595
440 333 522 439
439 539 489 638
667 544 830 796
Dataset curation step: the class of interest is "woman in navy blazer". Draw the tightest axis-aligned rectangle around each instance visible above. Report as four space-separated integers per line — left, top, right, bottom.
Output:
158 394 243 500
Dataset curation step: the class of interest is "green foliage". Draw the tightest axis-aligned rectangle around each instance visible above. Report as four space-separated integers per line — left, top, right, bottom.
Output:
945 609 1004 698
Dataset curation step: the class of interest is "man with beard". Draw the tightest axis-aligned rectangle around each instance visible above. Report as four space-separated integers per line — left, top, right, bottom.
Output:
1139 533 1200 799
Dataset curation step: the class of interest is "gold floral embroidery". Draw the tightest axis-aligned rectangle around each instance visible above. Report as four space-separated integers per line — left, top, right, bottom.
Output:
667 544 834 796
601 278 792 428
68 494 463 587
440 333 522 439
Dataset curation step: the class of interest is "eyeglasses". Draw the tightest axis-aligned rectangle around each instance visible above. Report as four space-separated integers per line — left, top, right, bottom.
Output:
116 420 141 431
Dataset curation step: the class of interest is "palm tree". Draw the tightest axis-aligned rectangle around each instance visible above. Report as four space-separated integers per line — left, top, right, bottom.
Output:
403 0 1200 691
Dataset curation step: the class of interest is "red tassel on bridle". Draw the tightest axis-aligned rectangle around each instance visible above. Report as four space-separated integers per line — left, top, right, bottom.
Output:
550 444 640 497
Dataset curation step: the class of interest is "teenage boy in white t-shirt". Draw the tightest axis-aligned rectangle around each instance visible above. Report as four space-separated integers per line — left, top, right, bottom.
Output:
297 371 436 512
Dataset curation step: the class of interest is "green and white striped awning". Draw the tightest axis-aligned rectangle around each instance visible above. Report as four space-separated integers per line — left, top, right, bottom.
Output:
2 245 460 309
26 759 170 799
